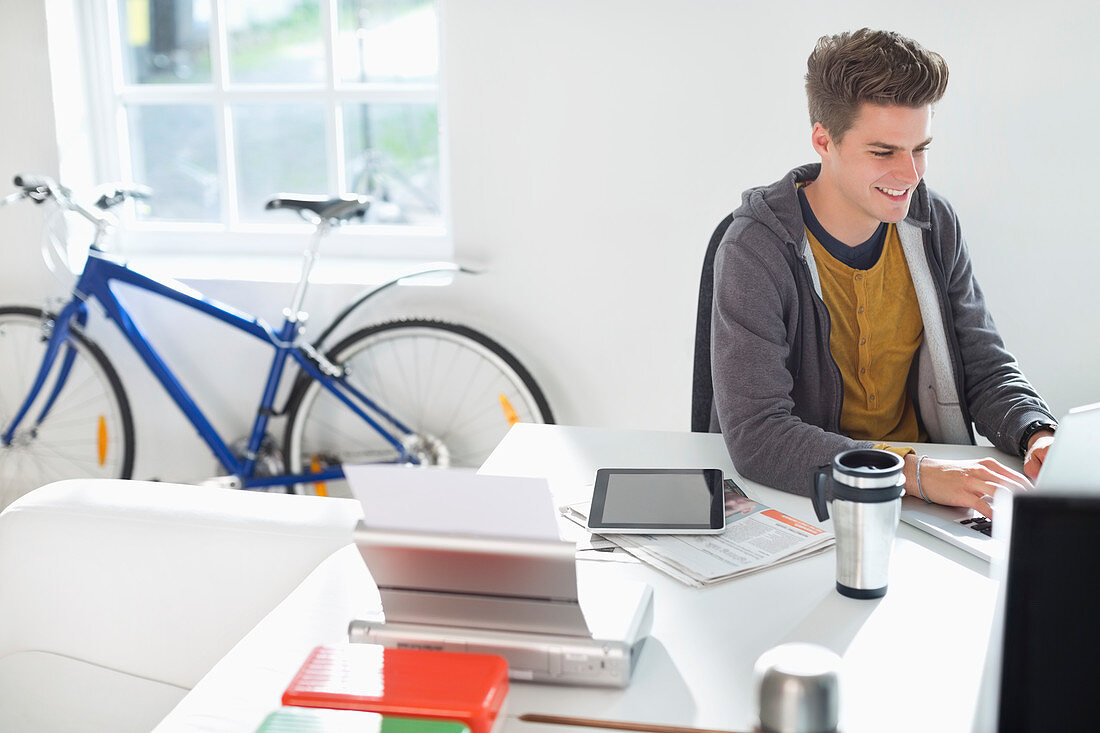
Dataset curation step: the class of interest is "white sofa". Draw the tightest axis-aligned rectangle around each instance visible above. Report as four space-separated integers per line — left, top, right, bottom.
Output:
0 479 363 733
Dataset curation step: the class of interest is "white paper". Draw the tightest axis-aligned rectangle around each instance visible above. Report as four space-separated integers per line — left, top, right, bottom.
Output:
344 463 561 541
561 485 834 587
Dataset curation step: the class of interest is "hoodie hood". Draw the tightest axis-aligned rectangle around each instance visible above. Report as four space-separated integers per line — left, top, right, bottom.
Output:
732 162 933 254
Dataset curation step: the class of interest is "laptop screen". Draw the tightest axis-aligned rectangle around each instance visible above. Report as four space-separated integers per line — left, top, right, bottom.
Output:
997 493 1100 731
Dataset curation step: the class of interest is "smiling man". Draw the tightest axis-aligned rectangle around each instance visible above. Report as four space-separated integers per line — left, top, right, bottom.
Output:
710 29 1057 517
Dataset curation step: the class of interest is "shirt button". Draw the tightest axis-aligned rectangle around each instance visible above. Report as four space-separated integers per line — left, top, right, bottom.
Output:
869 394 876 402
857 306 865 314
860 368 866 375
855 274 863 281
860 338 867 345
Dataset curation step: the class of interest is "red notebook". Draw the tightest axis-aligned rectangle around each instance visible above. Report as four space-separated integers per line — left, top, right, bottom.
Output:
282 644 509 733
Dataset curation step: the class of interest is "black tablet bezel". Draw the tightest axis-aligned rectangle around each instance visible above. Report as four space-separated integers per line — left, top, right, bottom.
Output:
587 468 726 533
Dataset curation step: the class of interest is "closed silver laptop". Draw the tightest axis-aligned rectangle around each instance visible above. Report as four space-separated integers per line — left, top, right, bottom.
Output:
350 521 653 687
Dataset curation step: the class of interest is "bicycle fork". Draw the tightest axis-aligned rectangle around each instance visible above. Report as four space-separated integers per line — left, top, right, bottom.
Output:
1 301 89 448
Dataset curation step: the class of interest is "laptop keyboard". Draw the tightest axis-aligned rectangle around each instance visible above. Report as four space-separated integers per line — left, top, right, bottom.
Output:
958 516 994 536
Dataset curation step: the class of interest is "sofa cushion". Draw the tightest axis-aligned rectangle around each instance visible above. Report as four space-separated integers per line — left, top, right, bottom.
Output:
0 650 187 732
0 480 363 689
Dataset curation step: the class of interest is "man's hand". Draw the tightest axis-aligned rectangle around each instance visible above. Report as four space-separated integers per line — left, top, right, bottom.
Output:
1023 431 1056 481
903 454 1033 519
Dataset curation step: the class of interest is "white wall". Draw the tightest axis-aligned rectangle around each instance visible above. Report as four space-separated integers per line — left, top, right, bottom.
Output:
444 0 1100 429
0 1 60 303
2 0 1097 483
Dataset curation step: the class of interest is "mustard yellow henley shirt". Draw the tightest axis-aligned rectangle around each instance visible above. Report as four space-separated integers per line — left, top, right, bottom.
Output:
806 224 928 448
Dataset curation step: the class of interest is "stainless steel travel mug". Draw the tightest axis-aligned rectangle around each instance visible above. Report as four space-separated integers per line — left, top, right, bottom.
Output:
754 642 841 733
811 449 905 599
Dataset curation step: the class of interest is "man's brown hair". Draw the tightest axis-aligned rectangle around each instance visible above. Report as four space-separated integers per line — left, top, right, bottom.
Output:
805 28 949 140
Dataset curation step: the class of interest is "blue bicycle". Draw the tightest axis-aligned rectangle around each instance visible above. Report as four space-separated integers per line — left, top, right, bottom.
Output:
0 175 553 506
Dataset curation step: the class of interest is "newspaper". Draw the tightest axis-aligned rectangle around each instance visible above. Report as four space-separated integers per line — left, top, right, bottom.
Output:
561 479 833 588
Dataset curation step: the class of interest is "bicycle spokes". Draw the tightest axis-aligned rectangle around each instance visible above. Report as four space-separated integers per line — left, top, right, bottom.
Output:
0 306 134 507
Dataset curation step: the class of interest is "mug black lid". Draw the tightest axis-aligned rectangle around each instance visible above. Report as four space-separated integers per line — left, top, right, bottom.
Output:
830 449 905 502
834 448 903 478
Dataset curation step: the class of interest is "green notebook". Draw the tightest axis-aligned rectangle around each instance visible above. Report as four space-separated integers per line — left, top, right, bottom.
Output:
256 707 472 733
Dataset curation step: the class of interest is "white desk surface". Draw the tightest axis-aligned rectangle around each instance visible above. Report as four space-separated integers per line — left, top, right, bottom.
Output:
156 424 1013 733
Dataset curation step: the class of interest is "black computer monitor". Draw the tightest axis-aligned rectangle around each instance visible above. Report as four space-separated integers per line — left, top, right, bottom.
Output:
997 492 1100 731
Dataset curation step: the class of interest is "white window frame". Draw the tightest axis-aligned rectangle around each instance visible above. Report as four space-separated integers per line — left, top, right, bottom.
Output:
71 0 451 274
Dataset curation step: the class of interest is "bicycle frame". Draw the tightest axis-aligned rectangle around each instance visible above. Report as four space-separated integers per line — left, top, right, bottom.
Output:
2 247 420 489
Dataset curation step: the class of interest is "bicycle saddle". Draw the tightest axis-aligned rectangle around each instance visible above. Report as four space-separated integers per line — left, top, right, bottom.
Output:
265 194 372 222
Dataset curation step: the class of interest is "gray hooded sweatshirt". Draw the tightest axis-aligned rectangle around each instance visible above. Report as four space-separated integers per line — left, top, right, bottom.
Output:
710 163 1055 496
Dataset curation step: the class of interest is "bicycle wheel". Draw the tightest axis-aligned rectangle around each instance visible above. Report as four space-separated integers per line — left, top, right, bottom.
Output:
284 319 553 496
0 306 134 508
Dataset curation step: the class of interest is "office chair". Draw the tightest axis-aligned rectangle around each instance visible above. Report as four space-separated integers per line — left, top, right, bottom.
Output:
691 213 734 432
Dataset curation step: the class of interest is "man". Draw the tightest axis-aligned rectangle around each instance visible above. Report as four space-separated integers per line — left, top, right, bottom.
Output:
711 29 1056 519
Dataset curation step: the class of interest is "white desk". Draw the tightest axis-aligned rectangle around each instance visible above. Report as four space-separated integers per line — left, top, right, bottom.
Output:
156 425 1009 733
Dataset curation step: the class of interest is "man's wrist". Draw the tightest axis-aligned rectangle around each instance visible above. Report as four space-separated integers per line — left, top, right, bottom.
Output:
1026 429 1055 451
1018 420 1057 456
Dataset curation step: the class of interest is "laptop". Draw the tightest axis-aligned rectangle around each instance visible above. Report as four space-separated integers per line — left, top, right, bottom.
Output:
1029 401 1100 491
971 490 1100 731
900 402 1100 561
344 464 654 688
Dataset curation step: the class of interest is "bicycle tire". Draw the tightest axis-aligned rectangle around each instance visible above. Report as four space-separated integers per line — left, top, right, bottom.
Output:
0 306 135 508
283 319 554 496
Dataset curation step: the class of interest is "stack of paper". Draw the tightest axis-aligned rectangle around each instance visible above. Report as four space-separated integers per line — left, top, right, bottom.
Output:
562 481 833 588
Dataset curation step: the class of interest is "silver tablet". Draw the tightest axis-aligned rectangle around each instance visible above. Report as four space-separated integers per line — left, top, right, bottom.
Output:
586 468 726 534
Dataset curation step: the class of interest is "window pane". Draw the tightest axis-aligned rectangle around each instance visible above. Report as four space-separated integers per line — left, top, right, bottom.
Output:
127 104 220 221
118 0 212 84
233 103 329 220
336 0 437 84
226 0 325 84
343 103 439 225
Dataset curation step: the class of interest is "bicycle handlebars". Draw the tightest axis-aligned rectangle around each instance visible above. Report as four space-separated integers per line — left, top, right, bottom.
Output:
12 173 55 204
95 183 153 211
11 173 152 214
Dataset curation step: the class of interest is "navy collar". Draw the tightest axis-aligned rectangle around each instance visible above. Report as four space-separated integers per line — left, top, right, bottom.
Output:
797 186 886 271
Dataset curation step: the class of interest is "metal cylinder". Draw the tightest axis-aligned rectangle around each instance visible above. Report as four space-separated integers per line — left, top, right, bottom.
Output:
755 642 841 733
832 497 901 598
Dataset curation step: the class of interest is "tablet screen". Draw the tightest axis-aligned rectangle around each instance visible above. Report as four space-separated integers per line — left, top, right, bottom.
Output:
588 468 724 532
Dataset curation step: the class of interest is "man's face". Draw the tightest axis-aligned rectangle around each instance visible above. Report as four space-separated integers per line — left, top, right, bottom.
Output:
813 103 933 233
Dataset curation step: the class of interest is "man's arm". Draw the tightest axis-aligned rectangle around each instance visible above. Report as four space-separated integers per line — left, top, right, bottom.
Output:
931 196 1057 456
887 196 1056 511
902 431 1052 518
902 452 1031 519
711 228 871 495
